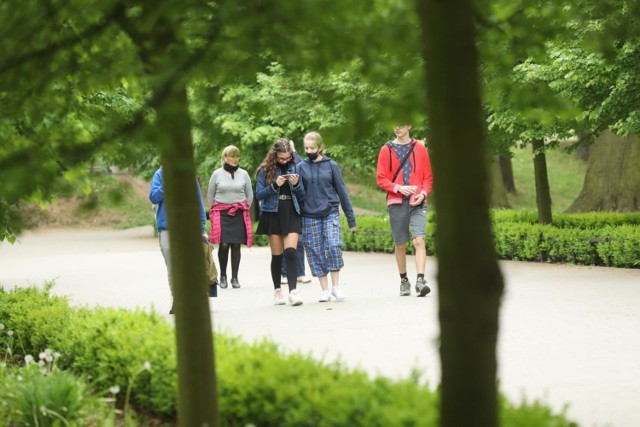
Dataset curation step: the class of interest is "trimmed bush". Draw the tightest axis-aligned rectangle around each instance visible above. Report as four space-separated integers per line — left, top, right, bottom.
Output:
0 285 577 426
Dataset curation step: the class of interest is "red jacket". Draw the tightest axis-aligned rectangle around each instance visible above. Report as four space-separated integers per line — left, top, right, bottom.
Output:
376 140 433 206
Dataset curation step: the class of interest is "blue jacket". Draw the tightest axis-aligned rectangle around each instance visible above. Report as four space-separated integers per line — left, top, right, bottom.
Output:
149 168 206 233
255 164 305 214
298 156 356 228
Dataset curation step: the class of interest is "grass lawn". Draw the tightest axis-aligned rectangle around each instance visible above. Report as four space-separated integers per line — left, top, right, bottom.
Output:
507 147 587 214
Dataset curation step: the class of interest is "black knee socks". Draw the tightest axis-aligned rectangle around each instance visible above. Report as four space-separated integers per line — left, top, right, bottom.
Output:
271 254 283 288
284 247 298 291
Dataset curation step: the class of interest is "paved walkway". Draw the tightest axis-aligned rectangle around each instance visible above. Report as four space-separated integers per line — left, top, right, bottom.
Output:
1 226 639 427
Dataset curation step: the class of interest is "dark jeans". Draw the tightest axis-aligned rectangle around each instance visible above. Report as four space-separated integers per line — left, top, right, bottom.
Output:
281 240 306 277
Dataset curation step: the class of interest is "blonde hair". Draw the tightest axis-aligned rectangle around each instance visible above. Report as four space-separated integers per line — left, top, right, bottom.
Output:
303 131 324 154
221 145 240 166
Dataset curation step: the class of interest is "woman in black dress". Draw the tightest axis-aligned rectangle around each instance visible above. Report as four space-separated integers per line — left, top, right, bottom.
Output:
255 139 306 306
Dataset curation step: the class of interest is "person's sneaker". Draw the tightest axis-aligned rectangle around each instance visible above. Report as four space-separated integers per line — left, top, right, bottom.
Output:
297 276 312 284
219 276 228 289
288 289 303 306
331 285 345 302
399 278 411 296
209 281 218 297
273 289 286 305
318 290 331 302
415 278 431 297
231 278 241 289
281 275 288 284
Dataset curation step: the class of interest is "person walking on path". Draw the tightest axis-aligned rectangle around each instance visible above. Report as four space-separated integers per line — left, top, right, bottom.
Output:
149 167 211 313
298 131 356 302
281 140 312 285
255 139 306 306
206 145 254 289
376 124 433 297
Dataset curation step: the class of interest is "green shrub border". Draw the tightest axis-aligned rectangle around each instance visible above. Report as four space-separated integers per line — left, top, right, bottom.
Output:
335 211 639 268
0 285 576 426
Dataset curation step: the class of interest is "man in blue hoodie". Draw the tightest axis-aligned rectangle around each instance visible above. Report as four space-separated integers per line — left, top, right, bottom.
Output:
149 167 211 314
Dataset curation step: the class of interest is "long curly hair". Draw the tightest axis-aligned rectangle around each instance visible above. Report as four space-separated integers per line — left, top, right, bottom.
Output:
256 138 293 185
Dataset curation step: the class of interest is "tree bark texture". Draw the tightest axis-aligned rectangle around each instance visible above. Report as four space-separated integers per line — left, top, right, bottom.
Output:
532 139 553 224
568 130 640 212
157 83 219 427
121 13 220 425
498 155 517 194
490 158 510 208
417 1 504 426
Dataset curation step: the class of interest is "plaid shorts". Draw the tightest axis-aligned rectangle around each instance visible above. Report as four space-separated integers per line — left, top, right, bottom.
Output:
301 210 344 277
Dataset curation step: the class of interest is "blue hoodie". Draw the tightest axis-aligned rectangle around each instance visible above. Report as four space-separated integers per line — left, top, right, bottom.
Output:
297 156 356 228
149 168 206 233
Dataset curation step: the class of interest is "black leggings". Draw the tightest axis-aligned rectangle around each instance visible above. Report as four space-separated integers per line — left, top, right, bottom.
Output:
218 243 241 279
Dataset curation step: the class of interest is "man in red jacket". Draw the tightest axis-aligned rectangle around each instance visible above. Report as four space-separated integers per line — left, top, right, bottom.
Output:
376 124 433 297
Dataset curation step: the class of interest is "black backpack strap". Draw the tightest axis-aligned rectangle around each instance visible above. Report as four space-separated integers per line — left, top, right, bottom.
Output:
391 140 416 183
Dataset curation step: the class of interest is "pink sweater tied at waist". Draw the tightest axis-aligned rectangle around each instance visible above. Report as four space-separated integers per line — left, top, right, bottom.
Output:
209 200 253 247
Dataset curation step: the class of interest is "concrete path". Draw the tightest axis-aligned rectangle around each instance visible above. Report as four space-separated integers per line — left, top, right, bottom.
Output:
1 226 639 427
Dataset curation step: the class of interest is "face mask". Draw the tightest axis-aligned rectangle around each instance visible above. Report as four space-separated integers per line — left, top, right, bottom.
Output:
307 152 319 161
223 163 239 173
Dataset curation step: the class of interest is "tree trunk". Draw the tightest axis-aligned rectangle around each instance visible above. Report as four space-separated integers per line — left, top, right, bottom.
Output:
532 139 553 224
119 15 219 426
417 1 504 427
157 83 219 427
498 155 517 194
490 157 511 208
568 130 640 212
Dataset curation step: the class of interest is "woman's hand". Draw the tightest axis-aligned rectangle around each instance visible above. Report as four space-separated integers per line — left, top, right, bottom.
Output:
288 174 299 186
276 175 287 187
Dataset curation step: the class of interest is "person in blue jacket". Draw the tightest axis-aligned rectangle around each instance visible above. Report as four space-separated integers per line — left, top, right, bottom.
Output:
255 139 306 306
297 131 357 303
281 140 312 285
149 167 210 314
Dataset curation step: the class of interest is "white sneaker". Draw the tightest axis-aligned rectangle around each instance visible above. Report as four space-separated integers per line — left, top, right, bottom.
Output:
318 290 331 302
297 276 312 284
273 289 286 305
331 285 345 302
281 276 288 284
288 289 303 306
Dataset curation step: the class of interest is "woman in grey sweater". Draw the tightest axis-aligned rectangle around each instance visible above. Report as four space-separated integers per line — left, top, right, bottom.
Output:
207 145 254 289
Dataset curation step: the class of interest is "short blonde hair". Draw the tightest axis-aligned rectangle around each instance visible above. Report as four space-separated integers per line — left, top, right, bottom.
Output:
221 145 240 166
303 131 324 153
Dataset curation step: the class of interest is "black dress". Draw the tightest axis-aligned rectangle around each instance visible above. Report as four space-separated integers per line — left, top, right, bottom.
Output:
256 179 302 236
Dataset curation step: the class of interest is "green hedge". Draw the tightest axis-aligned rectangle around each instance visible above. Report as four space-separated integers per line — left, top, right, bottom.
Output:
338 212 639 268
0 285 576 426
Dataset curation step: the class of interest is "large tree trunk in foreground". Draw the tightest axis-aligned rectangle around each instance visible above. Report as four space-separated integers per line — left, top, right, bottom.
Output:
568 130 640 212
498 155 517 194
532 139 553 224
417 1 504 426
157 83 219 426
120 14 219 425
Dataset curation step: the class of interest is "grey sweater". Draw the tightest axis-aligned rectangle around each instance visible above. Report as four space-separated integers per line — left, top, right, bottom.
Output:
206 168 254 207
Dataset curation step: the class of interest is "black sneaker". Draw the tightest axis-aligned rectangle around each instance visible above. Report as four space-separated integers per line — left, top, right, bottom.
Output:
209 281 218 297
231 278 241 289
415 278 431 297
219 276 228 289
